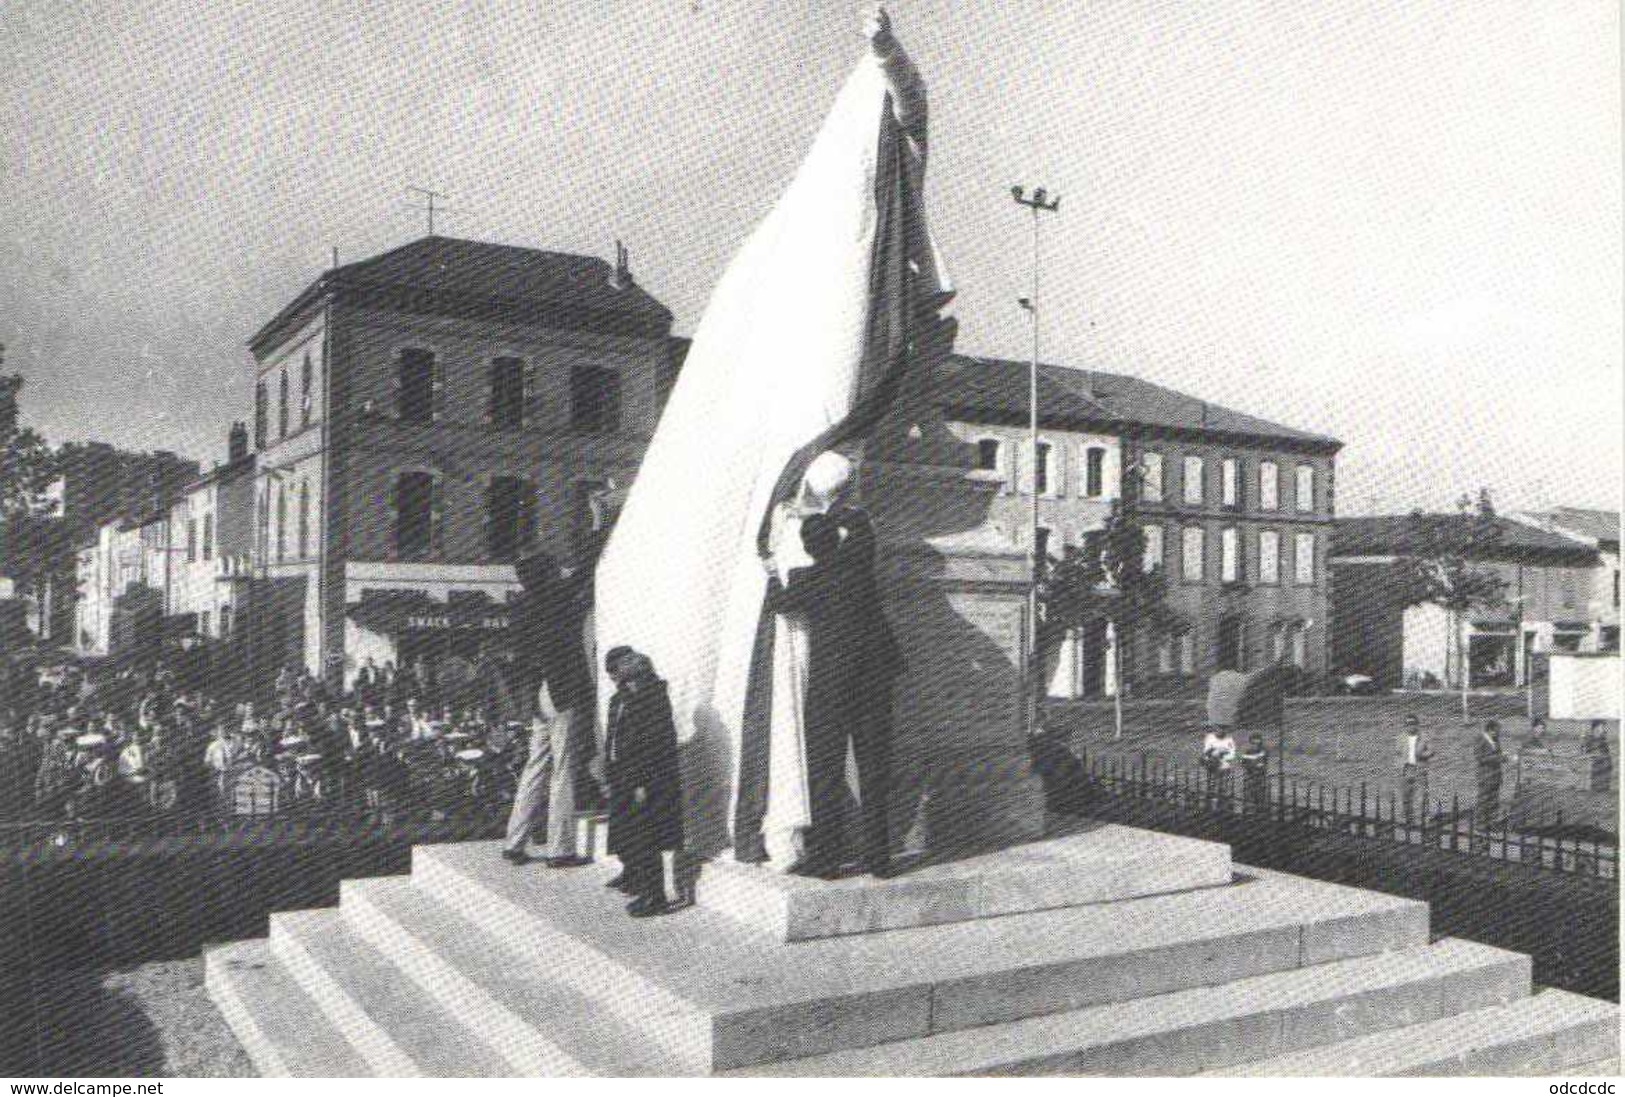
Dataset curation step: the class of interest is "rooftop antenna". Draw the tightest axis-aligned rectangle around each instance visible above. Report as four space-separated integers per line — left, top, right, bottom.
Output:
405 185 451 236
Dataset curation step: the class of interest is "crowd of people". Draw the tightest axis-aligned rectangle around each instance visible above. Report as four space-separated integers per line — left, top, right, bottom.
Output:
0 650 547 827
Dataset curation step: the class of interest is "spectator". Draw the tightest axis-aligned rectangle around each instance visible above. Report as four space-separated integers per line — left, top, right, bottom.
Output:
1237 734 1269 813
1523 717 1551 753
204 723 247 805
1398 714 1434 824
1200 725 1236 812
1583 719 1612 756
33 720 75 817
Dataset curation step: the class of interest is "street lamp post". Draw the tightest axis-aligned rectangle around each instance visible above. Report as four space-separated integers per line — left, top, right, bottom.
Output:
1011 184 1061 740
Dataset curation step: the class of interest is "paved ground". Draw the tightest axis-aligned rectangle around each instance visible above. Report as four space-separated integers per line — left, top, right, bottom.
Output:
1049 692 1619 827
2 957 251 1077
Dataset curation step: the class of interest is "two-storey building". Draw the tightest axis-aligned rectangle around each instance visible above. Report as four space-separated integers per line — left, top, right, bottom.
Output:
931 356 1341 697
245 235 682 688
166 422 258 642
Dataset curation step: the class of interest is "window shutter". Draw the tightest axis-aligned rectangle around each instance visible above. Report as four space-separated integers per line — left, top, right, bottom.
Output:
387 475 400 558
430 475 445 556
520 481 538 546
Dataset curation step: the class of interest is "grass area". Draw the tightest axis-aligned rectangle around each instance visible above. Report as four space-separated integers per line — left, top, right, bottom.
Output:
3 957 251 1077
1049 692 1619 829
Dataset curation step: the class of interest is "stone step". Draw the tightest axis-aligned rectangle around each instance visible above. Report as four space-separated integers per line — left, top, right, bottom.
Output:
267 908 515 1077
410 839 1428 1072
727 937 1530 1076
698 823 1232 941
1205 987 1621 1076
204 939 372 1078
339 875 687 1076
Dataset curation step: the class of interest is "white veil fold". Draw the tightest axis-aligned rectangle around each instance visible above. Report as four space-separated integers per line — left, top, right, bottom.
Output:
593 44 950 850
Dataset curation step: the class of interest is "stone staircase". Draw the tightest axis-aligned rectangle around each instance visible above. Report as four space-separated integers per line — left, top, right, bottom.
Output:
205 819 1620 1076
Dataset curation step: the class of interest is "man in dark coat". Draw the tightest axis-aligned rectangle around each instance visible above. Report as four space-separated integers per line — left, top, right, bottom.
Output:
604 648 683 917
767 508 902 878
502 551 599 866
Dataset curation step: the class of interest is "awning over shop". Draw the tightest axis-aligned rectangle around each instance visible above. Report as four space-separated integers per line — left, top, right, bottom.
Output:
347 589 511 635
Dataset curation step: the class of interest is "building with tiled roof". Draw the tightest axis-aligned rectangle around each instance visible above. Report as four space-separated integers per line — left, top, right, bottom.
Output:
1330 511 1611 691
237 235 682 690
1508 507 1620 654
919 356 1340 699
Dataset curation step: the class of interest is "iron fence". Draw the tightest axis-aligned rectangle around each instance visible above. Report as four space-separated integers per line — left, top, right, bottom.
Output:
1074 749 1617 880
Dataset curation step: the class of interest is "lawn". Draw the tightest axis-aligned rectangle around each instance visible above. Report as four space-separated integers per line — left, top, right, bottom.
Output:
1048 692 1619 830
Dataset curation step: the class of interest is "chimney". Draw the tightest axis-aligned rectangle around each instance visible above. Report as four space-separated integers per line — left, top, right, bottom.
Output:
609 240 633 289
228 421 248 463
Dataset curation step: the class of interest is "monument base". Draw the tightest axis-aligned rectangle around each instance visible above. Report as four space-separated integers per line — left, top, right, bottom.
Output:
206 824 1618 1076
698 822 1231 940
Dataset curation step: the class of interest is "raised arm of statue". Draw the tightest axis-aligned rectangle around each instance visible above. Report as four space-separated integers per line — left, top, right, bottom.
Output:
865 7 927 151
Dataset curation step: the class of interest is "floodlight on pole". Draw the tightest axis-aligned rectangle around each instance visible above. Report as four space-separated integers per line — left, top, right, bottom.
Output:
1011 183 1061 742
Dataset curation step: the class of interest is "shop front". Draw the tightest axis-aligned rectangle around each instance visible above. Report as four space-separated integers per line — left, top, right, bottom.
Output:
345 589 518 710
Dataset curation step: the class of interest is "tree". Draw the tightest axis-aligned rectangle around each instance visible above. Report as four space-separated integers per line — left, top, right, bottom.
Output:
1038 496 1171 738
0 350 64 646
0 350 58 521
1393 490 1509 721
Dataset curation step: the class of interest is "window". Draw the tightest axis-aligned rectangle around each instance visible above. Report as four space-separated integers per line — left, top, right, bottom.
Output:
1290 621 1308 668
1294 532 1315 585
571 365 621 433
1157 631 1176 675
301 353 313 427
1033 441 1052 496
1178 629 1197 676
975 438 1002 473
254 382 268 450
1141 452 1163 503
275 485 286 563
1142 524 1164 573
490 357 525 429
186 518 198 563
395 472 435 559
202 513 213 561
1259 461 1279 510
297 481 309 560
486 476 531 562
1295 465 1315 512
1183 456 1205 505
1269 622 1287 664
1221 527 1240 583
199 610 210 638
1182 526 1205 582
220 604 232 637
1258 530 1280 585
1221 458 1239 508
278 370 289 439
398 349 435 423
1562 573 1577 609
1085 447 1105 498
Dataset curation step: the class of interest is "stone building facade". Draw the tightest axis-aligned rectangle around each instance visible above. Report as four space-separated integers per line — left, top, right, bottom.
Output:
244 235 682 689
927 356 1340 697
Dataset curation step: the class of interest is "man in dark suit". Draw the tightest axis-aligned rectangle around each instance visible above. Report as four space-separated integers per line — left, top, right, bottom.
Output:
502 550 598 867
604 649 684 917
767 507 902 878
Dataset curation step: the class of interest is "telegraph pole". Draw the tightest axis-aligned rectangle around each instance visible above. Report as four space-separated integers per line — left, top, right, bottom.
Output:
1011 184 1061 741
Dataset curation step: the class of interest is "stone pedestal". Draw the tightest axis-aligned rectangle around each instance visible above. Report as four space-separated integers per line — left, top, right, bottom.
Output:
865 458 1046 858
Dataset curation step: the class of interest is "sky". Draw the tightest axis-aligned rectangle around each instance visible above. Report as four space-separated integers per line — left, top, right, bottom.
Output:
2 0 1619 516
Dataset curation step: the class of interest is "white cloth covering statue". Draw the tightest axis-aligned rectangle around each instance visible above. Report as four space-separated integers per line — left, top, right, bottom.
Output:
593 9 955 856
